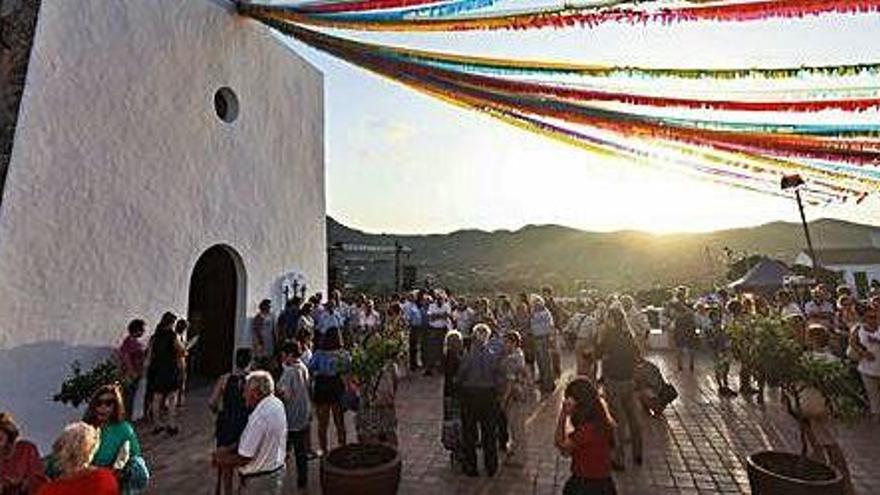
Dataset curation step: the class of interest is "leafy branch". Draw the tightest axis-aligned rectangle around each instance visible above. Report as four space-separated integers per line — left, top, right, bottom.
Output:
52 358 123 408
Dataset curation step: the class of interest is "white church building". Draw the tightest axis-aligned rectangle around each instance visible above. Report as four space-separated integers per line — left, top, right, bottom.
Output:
794 230 880 297
0 0 325 451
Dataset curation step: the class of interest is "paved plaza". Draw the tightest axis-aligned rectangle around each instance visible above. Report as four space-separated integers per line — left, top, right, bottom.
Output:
140 350 880 494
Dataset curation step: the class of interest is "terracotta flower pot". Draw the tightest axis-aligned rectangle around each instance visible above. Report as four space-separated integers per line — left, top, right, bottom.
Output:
320 443 401 495
746 451 843 495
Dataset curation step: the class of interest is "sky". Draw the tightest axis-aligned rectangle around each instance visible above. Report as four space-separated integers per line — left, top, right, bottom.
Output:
270 3 880 235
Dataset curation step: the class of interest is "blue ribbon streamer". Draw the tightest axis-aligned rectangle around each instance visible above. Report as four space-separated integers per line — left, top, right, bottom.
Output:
310 0 498 21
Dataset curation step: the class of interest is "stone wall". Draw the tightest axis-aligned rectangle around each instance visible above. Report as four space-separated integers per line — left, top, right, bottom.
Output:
0 0 40 202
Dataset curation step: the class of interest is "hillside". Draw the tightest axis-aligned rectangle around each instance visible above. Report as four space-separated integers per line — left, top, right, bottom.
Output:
327 217 880 294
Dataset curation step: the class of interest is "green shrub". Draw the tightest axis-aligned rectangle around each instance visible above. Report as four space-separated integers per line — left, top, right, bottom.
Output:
729 314 862 455
53 357 124 408
347 331 406 408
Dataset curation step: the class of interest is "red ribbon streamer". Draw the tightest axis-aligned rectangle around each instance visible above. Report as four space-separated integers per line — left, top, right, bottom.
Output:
294 0 443 14
407 66 880 113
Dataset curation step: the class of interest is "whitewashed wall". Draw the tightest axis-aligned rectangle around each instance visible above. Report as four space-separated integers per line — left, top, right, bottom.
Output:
835 265 880 289
0 0 325 452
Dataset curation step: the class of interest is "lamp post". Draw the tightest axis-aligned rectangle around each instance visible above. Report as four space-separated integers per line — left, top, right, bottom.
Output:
781 174 819 277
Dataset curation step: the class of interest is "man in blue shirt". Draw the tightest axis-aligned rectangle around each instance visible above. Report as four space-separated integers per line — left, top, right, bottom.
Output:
315 297 346 339
402 291 423 371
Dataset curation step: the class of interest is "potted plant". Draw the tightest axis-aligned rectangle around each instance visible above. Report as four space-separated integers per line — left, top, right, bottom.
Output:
321 331 405 495
731 315 862 495
53 357 124 408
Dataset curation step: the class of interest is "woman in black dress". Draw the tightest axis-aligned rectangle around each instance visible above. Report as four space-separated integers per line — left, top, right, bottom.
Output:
147 312 185 436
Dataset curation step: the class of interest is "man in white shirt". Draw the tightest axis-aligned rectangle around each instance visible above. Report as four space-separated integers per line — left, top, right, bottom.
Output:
425 290 453 375
315 297 346 337
565 300 598 381
214 371 287 494
454 298 476 338
805 285 835 326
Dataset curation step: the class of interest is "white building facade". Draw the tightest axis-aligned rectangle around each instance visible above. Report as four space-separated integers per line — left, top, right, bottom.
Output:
794 248 880 296
0 0 325 451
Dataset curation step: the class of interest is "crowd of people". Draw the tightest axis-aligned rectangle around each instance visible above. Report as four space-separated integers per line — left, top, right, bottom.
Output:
0 385 149 494
2 279 878 495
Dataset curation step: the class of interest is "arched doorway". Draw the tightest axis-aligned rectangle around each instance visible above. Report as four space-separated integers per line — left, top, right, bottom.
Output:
187 245 245 378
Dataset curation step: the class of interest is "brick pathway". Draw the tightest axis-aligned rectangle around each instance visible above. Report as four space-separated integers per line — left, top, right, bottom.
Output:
140 351 880 494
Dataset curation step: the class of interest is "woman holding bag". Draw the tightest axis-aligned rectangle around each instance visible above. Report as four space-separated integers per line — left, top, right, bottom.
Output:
83 385 149 494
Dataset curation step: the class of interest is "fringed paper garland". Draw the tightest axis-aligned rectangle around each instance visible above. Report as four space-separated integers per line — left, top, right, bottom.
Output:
293 0 447 14
255 18 880 201
293 0 498 20
248 15 880 202
244 0 880 32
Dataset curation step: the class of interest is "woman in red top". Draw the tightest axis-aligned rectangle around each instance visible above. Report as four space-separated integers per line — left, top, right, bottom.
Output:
0 413 47 495
554 378 617 495
37 422 118 495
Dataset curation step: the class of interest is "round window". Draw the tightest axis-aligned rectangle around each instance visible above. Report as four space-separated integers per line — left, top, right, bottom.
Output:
214 87 239 123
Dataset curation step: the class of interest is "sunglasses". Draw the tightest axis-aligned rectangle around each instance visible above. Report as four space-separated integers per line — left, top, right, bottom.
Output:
96 398 116 408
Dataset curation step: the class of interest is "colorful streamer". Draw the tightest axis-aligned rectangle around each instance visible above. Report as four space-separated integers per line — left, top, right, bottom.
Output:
293 0 448 14
243 0 880 32
400 63 880 114
247 13 880 202
292 0 499 20
392 48 880 82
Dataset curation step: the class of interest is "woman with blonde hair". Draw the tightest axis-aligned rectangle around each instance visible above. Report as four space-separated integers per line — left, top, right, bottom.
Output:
37 423 118 495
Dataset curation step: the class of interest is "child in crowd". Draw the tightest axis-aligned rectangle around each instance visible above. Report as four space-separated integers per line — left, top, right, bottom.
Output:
554 378 617 495
441 330 464 464
277 342 311 489
500 331 530 465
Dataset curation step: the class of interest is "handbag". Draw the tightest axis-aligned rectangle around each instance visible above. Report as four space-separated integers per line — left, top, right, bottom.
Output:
441 418 461 452
340 386 361 412
121 455 150 493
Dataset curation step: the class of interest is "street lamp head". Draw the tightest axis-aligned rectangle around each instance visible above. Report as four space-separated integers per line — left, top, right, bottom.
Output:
781 174 805 190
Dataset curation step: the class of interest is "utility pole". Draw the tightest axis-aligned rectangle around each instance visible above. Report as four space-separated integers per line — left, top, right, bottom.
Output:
782 174 820 278
795 188 819 277
394 241 402 293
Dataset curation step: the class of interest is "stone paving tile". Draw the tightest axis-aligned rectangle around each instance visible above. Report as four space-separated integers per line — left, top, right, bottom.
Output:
140 350 880 494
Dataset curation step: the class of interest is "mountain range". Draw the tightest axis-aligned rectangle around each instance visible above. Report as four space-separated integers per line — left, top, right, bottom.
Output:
327 217 880 294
